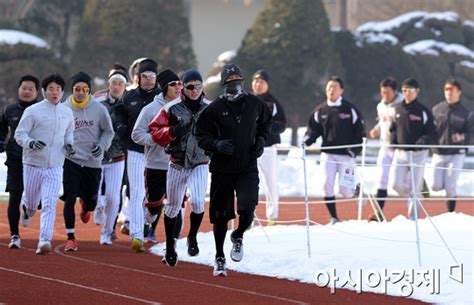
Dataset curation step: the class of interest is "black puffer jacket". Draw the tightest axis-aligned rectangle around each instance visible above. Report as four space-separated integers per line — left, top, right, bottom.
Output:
195 93 272 173
114 86 161 153
0 99 38 164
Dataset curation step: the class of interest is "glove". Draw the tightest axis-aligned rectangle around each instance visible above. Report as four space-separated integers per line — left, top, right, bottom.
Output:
214 139 234 155
346 148 356 158
415 138 426 146
0 140 5 153
170 121 188 138
29 140 46 150
251 137 265 158
65 144 75 156
91 145 102 158
302 134 312 147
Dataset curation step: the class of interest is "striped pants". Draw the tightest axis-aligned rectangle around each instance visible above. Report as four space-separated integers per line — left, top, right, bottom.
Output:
257 145 279 220
127 150 145 241
98 160 125 236
165 163 208 218
22 165 62 242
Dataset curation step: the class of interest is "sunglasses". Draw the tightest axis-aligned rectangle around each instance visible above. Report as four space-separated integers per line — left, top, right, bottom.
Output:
141 72 156 78
168 81 183 87
73 86 90 93
184 84 203 90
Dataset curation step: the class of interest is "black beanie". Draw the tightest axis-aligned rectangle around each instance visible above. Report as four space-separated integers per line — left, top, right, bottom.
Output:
182 69 203 84
402 78 419 89
220 63 244 85
71 71 92 89
157 69 179 90
138 59 158 75
252 69 270 83
108 63 128 82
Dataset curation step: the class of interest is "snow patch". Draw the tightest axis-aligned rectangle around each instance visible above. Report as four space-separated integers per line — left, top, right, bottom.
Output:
217 50 237 63
463 20 474 28
150 213 474 305
403 40 474 59
204 73 221 86
459 60 474 69
356 32 399 46
357 11 459 34
0 29 49 48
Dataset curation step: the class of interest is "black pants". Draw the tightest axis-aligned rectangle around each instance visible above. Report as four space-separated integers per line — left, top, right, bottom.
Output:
6 159 23 237
62 159 101 230
209 170 259 224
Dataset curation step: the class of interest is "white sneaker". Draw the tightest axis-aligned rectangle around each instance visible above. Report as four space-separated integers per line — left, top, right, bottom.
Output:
100 234 112 245
213 257 228 277
94 206 105 225
230 233 243 262
35 240 52 255
8 235 21 249
20 202 35 227
144 207 158 224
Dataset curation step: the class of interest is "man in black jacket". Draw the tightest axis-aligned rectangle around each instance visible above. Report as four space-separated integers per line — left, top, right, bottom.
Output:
252 69 286 225
114 58 162 252
303 77 365 224
389 78 437 219
195 63 271 276
0 75 40 249
430 79 473 212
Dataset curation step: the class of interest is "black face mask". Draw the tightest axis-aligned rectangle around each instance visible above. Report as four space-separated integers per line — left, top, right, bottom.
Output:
224 79 244 95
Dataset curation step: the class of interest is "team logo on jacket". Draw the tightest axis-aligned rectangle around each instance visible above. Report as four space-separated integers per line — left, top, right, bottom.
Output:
409 114 421 121
75 118 95 129
338 113 351 119
131 101 137 106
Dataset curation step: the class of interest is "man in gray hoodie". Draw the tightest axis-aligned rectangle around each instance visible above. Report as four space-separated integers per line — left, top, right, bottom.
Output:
15 73 75 255
62 72 114 252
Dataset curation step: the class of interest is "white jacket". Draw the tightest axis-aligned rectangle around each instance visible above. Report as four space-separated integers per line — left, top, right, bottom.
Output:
373 92 404 146
131 93 176 170
15 99 74 168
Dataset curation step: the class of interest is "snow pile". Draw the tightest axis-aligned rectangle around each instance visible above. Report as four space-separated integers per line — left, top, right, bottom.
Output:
356 32 399 46
217 50 237 62
460 60 474 69
357 11 459 34
150 213 473 305
463 20 474 28
0 29 49 48
403 40 474 59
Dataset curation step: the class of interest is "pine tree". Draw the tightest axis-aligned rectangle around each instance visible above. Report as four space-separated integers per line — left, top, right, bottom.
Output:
71 0 196 80
233 0 341 130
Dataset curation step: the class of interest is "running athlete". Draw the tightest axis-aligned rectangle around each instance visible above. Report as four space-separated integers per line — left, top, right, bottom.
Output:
0 75 40 248
62 72 114 251
149 69 210 266
15 73 74 255
431 79 473 212
368 77 403 221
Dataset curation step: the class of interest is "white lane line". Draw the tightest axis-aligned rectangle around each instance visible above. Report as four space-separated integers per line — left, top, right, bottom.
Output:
0 266 160 305
53 244 309 305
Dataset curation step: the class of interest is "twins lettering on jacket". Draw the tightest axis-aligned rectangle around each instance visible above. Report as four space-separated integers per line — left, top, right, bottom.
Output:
74 117 95 129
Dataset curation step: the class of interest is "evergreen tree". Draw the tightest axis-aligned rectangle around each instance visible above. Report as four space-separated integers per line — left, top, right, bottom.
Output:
71 0 196 80
233 0 341 130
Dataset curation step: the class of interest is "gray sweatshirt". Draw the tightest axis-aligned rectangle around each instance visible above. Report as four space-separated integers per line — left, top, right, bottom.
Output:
15 99 74 168
132 93 175 170
64 95 114 168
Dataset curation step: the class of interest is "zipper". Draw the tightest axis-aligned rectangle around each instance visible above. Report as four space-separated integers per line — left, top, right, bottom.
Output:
48 104 58 167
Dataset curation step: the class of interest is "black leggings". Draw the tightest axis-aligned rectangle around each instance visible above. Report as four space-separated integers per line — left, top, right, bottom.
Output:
7 191 22 236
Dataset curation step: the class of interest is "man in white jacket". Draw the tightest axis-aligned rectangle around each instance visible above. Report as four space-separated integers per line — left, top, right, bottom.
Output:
368 77 403 221
15 73 75 255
